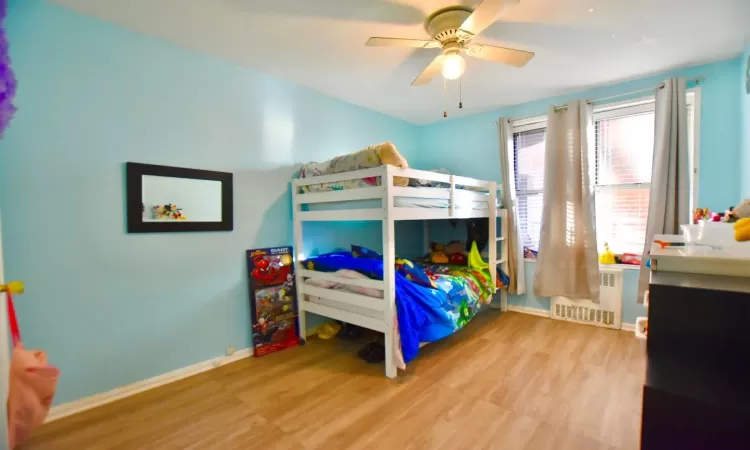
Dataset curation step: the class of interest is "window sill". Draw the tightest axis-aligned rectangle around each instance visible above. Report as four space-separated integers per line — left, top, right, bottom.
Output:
523 258 641 270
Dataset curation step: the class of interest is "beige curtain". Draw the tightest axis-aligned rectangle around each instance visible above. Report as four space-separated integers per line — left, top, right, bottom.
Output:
534 100 600 301
638 78 689 302
498 118 526 295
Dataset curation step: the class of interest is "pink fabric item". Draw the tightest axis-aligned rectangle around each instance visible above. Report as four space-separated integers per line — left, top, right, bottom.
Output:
6 293 59 449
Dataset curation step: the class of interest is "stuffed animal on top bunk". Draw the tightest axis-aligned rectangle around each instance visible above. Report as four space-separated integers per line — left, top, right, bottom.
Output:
429 242 449 264
426 240 469 265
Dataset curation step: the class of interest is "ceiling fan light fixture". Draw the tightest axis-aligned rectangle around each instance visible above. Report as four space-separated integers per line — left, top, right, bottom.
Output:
440 53 466 80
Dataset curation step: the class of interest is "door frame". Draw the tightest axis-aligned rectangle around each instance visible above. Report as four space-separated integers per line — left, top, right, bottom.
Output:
0 212 9 448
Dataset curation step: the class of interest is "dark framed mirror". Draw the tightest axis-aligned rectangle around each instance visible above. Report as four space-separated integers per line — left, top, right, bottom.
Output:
126 162 233 233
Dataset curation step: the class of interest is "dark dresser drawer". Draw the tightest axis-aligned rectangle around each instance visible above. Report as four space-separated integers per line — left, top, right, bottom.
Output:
641 279 750 450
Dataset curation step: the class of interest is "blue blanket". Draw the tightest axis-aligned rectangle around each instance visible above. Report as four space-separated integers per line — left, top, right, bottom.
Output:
301 252 492 362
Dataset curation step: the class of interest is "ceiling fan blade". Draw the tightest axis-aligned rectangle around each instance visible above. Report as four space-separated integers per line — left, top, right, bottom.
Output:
460 0 519 37
466 43 534 67
366 37 440 48
412 55 445 86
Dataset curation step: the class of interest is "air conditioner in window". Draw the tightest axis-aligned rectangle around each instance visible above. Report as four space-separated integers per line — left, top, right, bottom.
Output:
550 269 623 329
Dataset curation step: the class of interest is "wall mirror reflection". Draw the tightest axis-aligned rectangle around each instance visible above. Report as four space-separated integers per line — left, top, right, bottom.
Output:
126 162 233 233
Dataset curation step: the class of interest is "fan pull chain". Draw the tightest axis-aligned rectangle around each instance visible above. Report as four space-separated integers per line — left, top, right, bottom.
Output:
459 77 463 109
443 78 447 118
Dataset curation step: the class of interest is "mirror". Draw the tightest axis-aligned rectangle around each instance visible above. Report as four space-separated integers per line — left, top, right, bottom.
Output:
142 176 223 222
126 162 233 233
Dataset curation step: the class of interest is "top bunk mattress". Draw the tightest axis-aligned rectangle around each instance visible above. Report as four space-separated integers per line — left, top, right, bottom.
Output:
302 186 504 211
296 143 504 208
298 141 409 193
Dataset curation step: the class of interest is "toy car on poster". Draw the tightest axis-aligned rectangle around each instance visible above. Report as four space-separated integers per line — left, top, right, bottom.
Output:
250 252 293 285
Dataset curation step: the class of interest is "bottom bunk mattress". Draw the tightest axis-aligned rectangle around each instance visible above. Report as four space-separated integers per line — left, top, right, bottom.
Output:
301 250 495 369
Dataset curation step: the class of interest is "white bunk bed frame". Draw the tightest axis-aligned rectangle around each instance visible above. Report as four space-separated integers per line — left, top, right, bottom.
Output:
292 165 509 378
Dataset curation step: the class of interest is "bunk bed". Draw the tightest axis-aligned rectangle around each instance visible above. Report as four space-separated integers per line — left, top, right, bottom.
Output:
292 164 509 378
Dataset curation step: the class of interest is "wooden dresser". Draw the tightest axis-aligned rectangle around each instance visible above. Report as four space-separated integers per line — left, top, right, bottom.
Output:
641 236 750 449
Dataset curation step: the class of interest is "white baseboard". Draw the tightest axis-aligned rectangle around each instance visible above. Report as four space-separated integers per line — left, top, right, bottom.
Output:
620 322 636 332
48 326 324 423
506 305 550 317
46 347 253 423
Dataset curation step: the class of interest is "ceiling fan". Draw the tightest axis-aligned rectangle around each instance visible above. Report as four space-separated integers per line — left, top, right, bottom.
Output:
366 0 534 86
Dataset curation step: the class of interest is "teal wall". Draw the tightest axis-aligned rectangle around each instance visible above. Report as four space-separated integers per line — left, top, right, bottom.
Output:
743 44 750 198
418 57 744 323
0 1 418 405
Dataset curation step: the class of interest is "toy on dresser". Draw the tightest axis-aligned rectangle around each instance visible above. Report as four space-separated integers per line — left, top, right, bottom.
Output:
735 218 750 242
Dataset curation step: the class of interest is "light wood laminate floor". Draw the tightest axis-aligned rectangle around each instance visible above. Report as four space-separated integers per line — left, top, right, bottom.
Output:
25 311 645 450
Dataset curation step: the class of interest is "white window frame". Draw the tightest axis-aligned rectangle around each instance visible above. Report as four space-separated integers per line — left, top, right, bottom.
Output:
510 87 701 258
687 88 701 214
592 89 700 222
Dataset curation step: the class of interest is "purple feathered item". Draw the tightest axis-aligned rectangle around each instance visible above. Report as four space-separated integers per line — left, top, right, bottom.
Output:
0 0 16 137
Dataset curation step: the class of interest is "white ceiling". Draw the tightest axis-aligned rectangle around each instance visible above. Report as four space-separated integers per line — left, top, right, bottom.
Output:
51 0 750 124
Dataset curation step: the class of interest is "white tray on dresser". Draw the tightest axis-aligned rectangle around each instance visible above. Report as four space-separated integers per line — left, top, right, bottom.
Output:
650 233 750 280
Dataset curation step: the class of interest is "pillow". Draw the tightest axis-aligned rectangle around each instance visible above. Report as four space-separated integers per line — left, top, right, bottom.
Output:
303 269 383 298
351 245 381 259
375 141 409 187
333 269 384 298
395 258 435 289
304 278 338 289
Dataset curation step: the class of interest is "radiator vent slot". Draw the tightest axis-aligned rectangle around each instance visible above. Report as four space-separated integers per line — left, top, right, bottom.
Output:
550 269 623 329
600 272 617 288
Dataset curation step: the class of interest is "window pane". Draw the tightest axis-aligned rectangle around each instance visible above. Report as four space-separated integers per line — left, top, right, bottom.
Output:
595 187 651 254
596 113 655 185
514 128 546 191
595 111 655 254
517 193 543 251
514 127 546 252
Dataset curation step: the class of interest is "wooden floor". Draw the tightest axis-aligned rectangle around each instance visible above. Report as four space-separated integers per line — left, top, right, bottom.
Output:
26 312 645 450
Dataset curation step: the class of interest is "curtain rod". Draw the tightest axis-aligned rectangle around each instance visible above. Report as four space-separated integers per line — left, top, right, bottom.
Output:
497 75 706 124
551 75 705 112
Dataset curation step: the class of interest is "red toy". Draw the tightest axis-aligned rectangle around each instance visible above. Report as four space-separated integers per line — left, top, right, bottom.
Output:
449 253 467 265
250 254 292 285
620 253 642 265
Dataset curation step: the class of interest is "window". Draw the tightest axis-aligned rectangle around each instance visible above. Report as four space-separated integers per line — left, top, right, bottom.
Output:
513 119 547 251
593 101 656 253
511 89 698 255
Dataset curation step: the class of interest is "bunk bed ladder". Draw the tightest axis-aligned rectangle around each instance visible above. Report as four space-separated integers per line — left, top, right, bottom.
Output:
498 207 509 311
489 184 509 311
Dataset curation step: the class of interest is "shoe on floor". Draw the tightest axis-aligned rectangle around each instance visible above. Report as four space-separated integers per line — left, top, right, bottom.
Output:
357 342 385 364
317 322 342 340
339 324 365 341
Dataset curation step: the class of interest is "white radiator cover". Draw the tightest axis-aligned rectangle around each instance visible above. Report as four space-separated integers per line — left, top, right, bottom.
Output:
550 269 624 329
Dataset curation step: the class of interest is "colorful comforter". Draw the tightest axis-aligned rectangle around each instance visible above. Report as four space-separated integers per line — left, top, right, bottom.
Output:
301 252 494 363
